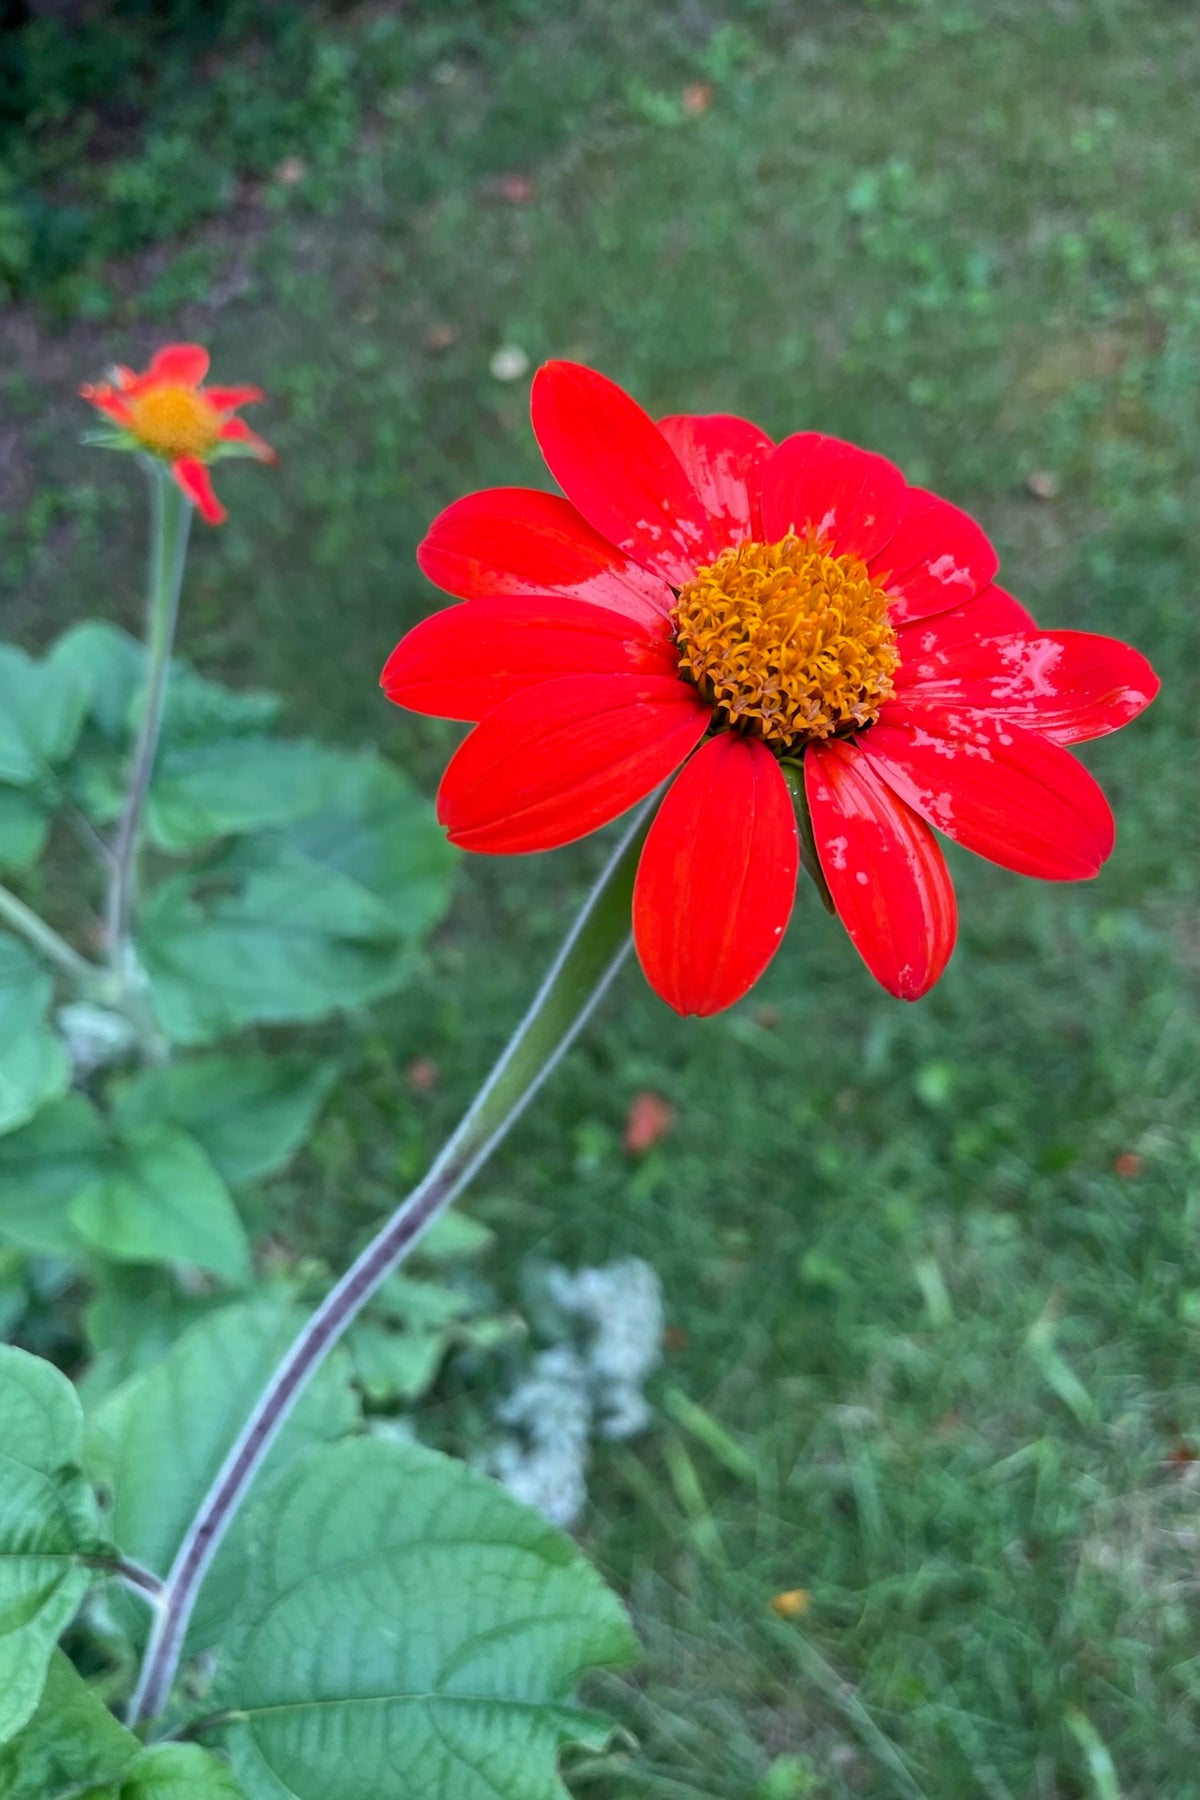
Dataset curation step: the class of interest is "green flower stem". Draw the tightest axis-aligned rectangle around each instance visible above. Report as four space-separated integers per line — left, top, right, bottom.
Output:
106 463 192 960
128 807 650 1727
0 879 107 993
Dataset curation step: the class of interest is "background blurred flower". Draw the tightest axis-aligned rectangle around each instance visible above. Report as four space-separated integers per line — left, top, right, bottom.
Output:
81 343 275 525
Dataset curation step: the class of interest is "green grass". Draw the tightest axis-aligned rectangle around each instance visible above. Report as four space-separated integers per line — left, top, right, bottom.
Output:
3 1 1198 1795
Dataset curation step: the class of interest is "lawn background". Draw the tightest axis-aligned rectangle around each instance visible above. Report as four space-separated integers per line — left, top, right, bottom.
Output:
2 2 1197 1796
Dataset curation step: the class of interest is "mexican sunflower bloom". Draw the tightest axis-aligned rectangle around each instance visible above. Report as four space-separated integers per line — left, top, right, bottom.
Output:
81 343 275 525
382 362 1158 1016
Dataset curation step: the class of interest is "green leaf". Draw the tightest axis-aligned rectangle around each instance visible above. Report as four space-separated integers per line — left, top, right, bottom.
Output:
69 1125 251 1284
0 786 52 871
0 1094 109 1257
138 868 412 1046
0 1100 248 1277
417 1209 495 1262
350 1273 500 1403
80 1267 223 1404
0 1650 135 1797
237 751 459 939
158 667 281 748
0 1654 246 1799
146 741 350 853
120 1742 247 1799
206 1437 636 1800
49 622 279 750
0 936 71 1138
81 1266 224 1408
347 1322 448 1404
372 1271 474 1329
137 754 455 1045
0 1348 102 1742
86 1300 359 1655
48 622 142 743
0 645 90 787
112 1056 338 1186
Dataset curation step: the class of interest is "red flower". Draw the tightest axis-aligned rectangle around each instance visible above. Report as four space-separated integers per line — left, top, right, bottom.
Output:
382 362 1158 1015
81 343 275 525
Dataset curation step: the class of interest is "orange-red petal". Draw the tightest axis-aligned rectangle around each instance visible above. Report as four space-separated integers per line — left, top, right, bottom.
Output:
417 486 674 629
869 486 999 624
760 433 907 561
206 385 265 411
531 361 717 586
380 595 678 722
217 416 277 461
80 384 133 428
896 584 1036 657
894 624 1158 745
436 673 710 853
633 733 797 1016
860 705 1115 879
146 344 210 388
172 457 226 526
657 413 775 549
805 739 957 999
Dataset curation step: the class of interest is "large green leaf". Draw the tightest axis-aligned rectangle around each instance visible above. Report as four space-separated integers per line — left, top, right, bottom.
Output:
146 740 350 853
203 1437 637 1800
86 1300 360 1654
0 645 90 787
137 868 410 1045
0 936 70 1138
112 1055 338 1186
137 753 455 1044
236 751 459 939
0 1348 102 1742
0 1651 245 1799
70 1124 251 1283
0 1094 109 1256
0 786 52 871
0 1100 250 1280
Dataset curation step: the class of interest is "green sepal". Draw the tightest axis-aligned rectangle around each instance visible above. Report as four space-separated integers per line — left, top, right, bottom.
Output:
81 428 138 450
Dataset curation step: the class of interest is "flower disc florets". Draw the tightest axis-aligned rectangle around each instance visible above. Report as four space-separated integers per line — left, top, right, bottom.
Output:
125 384 222 461
673 534 900 747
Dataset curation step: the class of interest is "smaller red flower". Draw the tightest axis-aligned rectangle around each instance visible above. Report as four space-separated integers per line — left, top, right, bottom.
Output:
81 343 275 525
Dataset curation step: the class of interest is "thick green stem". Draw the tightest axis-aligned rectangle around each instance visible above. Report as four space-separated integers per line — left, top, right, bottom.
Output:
106 464 192 960
128 808 650 1726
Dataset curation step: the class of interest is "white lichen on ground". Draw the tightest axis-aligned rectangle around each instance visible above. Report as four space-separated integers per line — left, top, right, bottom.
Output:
486 1257 664 1527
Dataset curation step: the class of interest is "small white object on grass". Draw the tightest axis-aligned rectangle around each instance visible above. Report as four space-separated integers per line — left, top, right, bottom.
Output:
486 1258 664 1527
489 344 531 381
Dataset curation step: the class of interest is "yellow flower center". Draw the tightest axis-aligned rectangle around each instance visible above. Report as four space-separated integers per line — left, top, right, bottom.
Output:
673 535 900 748
125 384 221 461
